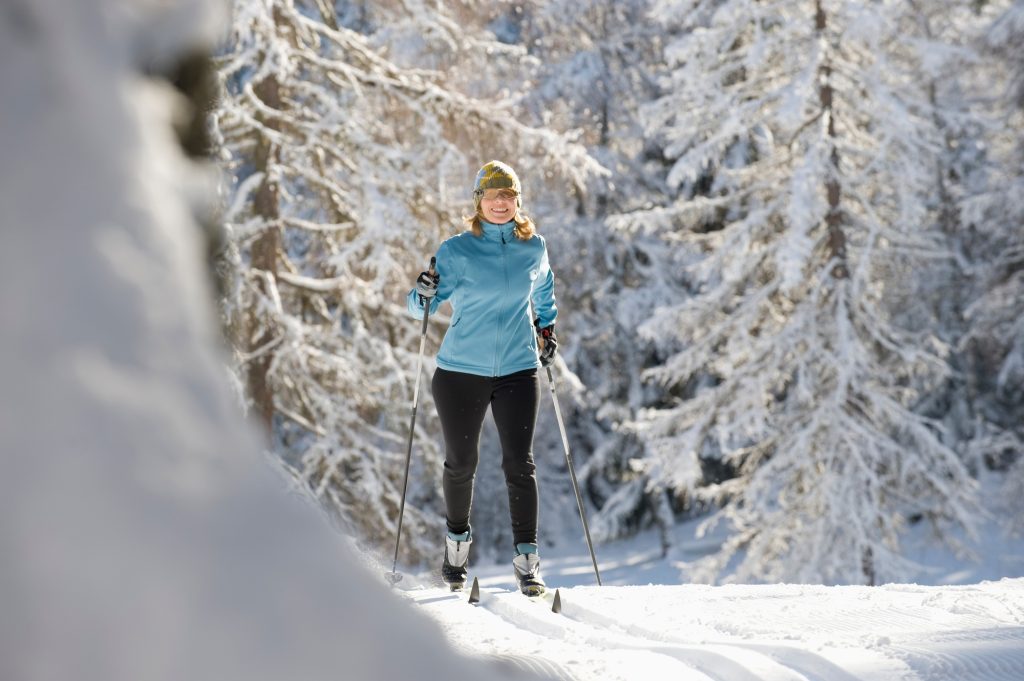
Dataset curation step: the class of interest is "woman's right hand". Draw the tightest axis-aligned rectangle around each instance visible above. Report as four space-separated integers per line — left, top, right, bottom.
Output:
415 270 440 305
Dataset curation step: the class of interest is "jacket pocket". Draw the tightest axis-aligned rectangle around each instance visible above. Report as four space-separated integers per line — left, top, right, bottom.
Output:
443 314 463 360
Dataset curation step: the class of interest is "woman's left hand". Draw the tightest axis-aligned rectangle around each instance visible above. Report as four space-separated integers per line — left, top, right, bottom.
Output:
537 324 557 367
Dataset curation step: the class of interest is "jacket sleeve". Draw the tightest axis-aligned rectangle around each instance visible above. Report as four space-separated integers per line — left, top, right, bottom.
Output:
530 237 557 328
406 240 457 318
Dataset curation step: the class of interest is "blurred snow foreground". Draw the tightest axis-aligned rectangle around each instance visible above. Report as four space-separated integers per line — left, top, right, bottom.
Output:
0 2 535 680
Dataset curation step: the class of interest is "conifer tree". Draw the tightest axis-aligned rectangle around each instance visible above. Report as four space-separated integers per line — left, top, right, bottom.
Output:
969 0 1024 529
618 0 984 583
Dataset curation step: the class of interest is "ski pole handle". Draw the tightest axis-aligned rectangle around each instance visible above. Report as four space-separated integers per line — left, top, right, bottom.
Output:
419 256 436 335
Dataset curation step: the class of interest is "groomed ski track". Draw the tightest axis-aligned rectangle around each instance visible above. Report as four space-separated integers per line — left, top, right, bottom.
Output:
404 577 1024 681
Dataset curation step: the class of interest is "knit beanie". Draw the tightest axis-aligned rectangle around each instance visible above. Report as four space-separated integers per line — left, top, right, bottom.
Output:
473 160 522 213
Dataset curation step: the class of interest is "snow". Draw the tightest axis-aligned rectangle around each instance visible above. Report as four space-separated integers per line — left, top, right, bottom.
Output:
5 2 1023 680
401 522 1024 681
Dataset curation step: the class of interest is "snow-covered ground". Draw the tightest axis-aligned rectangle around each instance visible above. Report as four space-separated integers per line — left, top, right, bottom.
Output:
408 576 1023 681
8 4 1022 681
399 519 1024 681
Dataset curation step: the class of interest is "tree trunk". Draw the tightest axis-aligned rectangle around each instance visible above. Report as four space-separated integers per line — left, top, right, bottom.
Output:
816 0 848 279
862 546 876 586
248 73 282 436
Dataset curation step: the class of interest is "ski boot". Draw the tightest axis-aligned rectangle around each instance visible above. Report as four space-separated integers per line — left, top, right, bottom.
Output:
441 530 471 591
513 543 546 597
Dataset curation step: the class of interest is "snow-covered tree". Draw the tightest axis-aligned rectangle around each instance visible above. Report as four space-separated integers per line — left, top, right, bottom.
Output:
889 1 990 476
614 0 986 584
964 0 1024 530
215 0 602 564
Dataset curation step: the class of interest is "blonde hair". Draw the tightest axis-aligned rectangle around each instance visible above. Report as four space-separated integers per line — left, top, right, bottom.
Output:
463 212 537 240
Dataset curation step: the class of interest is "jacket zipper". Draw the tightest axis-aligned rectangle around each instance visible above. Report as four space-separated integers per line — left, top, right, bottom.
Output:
494 229 509 376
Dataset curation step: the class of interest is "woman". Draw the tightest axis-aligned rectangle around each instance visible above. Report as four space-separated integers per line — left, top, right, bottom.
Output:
407 160 558 596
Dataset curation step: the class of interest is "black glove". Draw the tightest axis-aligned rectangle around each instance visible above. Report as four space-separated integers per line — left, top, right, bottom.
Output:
415 270 439 306
536 322 557 367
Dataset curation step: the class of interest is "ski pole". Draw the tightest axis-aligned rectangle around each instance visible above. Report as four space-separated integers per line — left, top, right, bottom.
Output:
386 257 436 585
545 365 602 586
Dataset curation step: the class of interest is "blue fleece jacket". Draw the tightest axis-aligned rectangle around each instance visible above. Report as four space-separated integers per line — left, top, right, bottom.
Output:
407 220 557 377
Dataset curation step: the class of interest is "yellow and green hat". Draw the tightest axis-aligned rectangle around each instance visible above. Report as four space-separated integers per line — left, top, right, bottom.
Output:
473 160 522 211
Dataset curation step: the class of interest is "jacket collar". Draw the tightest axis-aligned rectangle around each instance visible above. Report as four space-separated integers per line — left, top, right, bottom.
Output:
480 220 515 243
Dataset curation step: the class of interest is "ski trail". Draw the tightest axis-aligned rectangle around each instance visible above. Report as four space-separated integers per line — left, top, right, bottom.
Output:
540 588 900 681
482 652 579 681
480 589 814 681
887 626 1024 681
406 588 699 681
407 580 1024 681
552 584 1023 681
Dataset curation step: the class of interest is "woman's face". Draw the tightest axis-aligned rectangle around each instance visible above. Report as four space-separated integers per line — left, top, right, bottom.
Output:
479 188 519 224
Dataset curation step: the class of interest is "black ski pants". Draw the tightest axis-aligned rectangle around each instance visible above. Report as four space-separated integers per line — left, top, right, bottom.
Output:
431 367 540 547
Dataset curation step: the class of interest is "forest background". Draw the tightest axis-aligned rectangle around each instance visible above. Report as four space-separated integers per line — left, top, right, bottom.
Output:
215 0 1024 586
